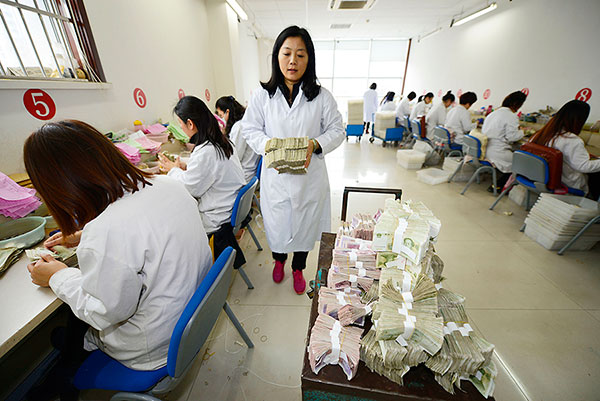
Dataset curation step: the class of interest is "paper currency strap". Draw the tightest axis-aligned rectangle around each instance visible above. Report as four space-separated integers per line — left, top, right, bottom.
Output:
329 321 342 362
443 321 473 336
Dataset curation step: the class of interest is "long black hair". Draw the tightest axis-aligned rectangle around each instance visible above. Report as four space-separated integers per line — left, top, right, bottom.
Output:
174 96 234 160
381 91 395 104
261 25 321 102
215 95 246 136
531 100 590 146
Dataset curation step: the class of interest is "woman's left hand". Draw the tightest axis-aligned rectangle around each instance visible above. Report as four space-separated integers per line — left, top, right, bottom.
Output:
158 154 183 173
27 254 67 287
305 139 320 169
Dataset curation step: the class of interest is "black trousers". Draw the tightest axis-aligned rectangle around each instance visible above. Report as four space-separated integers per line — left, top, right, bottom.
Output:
208 223 246 269
272 251 308 271
363 121 371 134
28 312 90 401
588 171 600 200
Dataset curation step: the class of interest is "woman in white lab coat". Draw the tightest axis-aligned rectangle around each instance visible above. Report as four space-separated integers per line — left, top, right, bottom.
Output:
410 92 434 121
396 91 416 120
159 96 246 268
482 91 528 191
445 91 478 145
379 91 396 112
363 82 378 134
425 91 455 140
24 120 212 401
530 100 600 198
216 95 260 183
242 26 344 294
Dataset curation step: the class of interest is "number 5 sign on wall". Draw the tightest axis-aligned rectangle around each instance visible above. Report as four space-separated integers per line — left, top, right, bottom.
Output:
23 89 56 120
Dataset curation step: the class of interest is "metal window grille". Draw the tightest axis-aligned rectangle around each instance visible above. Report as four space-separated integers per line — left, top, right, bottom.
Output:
0 0 104 82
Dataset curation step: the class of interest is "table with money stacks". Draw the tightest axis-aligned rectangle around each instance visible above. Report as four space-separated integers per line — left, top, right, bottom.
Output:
301 195 496 401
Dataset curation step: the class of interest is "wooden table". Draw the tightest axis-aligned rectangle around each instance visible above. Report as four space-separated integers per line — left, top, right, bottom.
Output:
0 248 62 358
301 233 494 401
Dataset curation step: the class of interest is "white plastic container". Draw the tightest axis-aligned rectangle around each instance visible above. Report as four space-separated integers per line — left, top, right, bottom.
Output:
397 149 426 170
524 220 598 251
416 168 451 185
442 156 475 182
347 99 364 125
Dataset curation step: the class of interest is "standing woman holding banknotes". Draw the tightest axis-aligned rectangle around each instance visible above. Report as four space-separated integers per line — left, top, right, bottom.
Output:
242 25 344 294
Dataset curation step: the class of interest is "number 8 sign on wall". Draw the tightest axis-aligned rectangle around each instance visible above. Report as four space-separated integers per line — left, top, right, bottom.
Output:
23 89 56 120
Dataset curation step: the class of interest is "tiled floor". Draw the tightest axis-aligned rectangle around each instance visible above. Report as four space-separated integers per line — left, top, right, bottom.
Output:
82 138 600 401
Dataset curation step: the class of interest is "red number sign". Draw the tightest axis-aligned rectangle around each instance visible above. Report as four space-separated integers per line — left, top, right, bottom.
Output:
575 88 592 102
483 89 491 100
438 89 442 97
133 88 147 108
23 89 56 120
457 89 463 97
178 89 185 99
521 88 529 96
205 89 211 102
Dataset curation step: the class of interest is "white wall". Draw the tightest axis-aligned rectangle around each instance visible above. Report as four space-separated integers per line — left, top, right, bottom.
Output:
237 21 261 106
257 38 275 82
0 0 216 175
404 0 600 121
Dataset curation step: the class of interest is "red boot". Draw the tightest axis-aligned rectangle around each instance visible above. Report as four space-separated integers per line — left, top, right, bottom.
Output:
272 260 285 283
292 270 306 294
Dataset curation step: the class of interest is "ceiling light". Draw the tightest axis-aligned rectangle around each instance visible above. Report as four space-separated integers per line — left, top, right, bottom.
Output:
451 3 497 27
419 27 442 42
226 0 248 21
330 23 352 29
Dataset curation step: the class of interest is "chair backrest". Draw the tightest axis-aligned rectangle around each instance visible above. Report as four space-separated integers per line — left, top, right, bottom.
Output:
463 135 482 159
512 150 548 184
432 126 451 145
410 119 421 137
255 157 262 181
167 247 235 378
231 176 258 233
399 116 409 130
520 142 563 190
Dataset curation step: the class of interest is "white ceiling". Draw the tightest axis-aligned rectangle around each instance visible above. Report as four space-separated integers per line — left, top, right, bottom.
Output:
241 0 491 40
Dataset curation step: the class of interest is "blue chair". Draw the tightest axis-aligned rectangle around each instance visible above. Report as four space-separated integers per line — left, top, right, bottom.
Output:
432 126 462 157
489 150 585 212
448 134 498 195
231 176 263 289
253 157 262 215
74 247 254 401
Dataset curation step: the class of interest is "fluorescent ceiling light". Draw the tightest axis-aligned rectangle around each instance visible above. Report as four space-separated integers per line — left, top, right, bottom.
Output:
226 0 248 21
419 27 442 42
452 3 497 27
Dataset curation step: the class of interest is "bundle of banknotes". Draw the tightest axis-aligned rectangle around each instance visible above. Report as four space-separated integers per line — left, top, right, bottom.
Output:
264 137 309 174
0 247 23 274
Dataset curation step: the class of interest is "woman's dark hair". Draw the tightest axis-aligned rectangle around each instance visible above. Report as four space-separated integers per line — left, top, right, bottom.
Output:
502 91 527 111
407 91 417 100
370 83 377 90
459 91 477 106
215 95 246 136
174 96 234 160
417 95 424 103
424 92 434 100
261 25 320 102
381 91 395 104
23 120 152 236
442 91 455 103
531 100 590 146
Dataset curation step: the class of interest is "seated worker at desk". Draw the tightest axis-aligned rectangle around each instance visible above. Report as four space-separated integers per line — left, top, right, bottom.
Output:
379 91 396 112
216 95 260 184
159 96 247 268
530 99 600 199
410 92 434 121
395 91 416 120
23 120 213 400
482 91 528 192
445 91 478 145
425 91 455 140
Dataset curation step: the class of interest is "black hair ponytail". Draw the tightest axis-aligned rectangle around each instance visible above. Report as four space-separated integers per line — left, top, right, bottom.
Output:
215 96 246 136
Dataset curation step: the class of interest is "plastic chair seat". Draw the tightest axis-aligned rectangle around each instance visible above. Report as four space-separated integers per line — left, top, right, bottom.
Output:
449 143 462 150
74 350 168 392
516 175 536 189
567 187 585 196
480 160 492 167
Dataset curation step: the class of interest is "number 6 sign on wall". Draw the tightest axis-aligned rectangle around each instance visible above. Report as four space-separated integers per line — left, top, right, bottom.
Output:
23 89 56 120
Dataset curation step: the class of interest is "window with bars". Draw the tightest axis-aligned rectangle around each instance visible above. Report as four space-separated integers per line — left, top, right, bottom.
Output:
0 0 104 82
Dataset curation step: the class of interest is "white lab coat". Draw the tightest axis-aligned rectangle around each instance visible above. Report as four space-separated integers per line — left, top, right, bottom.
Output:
230 121 260 183
396 97 411 119
482 107 523 173
548 132 600 193
241 86 345 253
49 176 212 370
410 101 428 121
168 142 245 233
363 89 378 123
380 101 396 112
445 105 476 145
425 102 448 140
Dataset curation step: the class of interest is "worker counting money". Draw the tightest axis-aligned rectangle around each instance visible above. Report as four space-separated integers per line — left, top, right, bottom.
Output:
242 25 344 294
